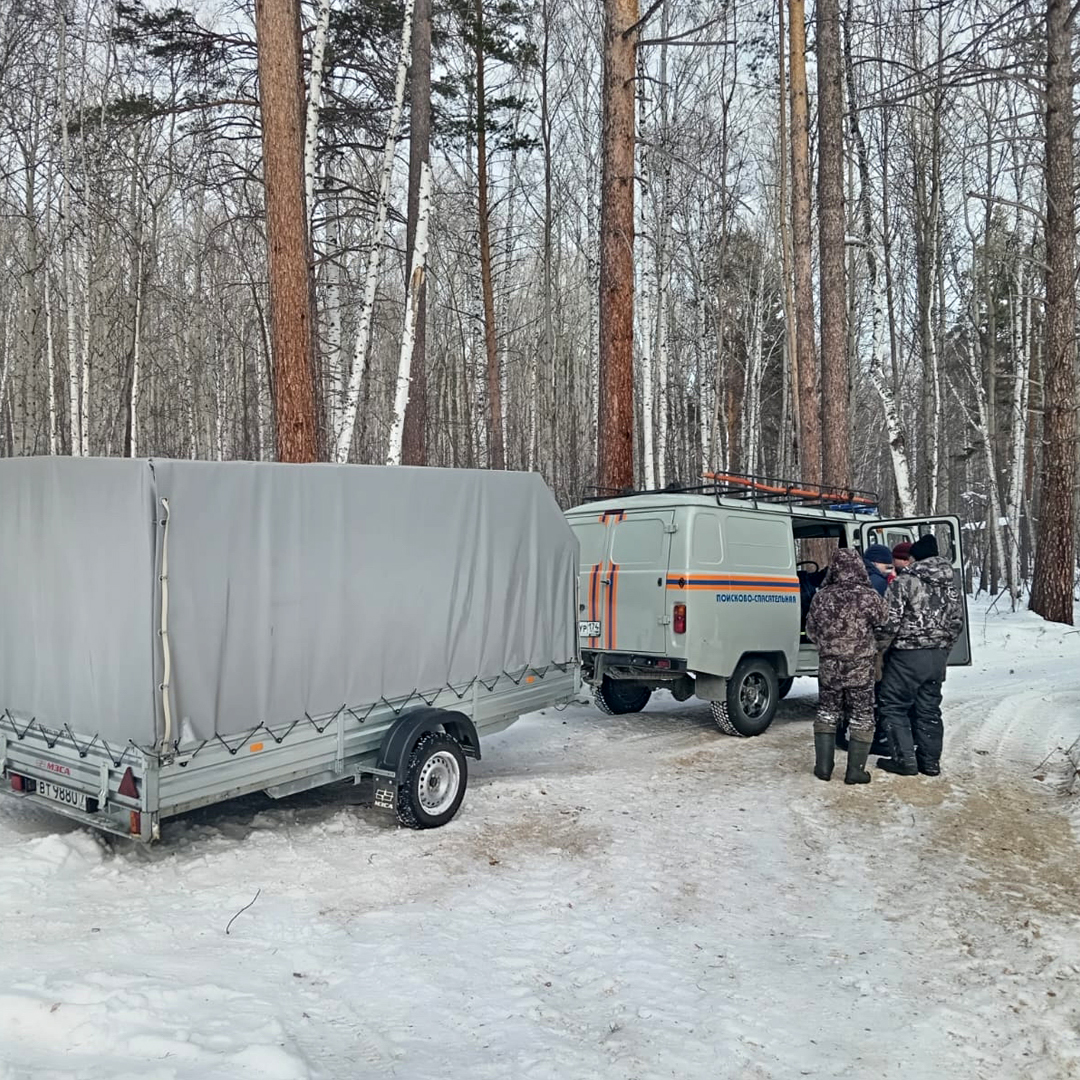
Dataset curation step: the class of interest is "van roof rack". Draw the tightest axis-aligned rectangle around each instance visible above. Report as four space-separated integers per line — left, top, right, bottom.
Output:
580 470 880 512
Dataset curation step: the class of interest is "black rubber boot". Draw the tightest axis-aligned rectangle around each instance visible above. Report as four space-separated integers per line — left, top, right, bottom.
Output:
814 733 835 781
845 739 872 784
876 756 918 776
917 757 941 777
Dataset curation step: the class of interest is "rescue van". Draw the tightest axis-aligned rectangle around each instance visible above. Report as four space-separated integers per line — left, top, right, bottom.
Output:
564 472 970 736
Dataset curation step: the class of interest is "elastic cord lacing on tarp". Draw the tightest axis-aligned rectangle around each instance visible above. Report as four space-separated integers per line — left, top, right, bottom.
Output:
0 661 575 767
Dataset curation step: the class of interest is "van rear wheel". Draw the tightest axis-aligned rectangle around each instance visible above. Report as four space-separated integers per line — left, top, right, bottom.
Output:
594 678 652 715
717 659 779 737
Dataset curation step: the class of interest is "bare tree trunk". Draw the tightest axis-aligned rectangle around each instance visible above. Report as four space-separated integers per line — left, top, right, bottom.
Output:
128 237 144 457
1004 259 1030 604
789 0 819 484
1031 0 1077 625
816 0 849 490
57 12 80 457
303 0 331 218
333 0 414 461
475 0 503 469
539 0 556 484
778 0 799 474
597 0 639 492
45 262 57 455
255 0 319 463
844 0 914 513
402 0 432 466
388 163 432 465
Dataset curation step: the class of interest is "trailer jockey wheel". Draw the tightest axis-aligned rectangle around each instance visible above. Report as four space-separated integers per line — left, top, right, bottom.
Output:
397 732 468 829
593 677 652 716
715 658 779 737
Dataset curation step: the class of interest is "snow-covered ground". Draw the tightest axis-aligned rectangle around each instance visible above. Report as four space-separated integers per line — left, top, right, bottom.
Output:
2 599 1079 1080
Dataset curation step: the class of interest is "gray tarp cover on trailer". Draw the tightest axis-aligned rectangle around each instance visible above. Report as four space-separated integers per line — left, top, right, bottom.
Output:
0 458 577 748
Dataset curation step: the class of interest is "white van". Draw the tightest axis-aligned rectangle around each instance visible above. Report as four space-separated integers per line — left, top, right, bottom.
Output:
564 473 970 736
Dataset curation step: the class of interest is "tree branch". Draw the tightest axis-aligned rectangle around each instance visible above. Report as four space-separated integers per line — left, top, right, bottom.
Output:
965 190 1047 227
623 0 665 40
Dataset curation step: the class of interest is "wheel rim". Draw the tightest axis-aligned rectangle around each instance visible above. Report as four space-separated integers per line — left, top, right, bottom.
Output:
417 751 461 815
739 673 770 719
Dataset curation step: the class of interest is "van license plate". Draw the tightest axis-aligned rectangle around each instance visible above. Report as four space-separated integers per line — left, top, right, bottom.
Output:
35 780 91 812
578 621 601 638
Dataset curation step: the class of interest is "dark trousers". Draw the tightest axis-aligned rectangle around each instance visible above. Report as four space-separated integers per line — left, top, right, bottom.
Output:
878 648 948 765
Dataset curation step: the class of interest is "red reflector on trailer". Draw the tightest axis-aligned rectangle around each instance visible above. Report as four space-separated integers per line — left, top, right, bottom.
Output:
118 768 139 799
673 604 687 634
656 658 671 669
130 811 141 836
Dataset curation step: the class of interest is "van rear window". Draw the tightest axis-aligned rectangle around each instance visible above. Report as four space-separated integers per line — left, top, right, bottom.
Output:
570 521 608 568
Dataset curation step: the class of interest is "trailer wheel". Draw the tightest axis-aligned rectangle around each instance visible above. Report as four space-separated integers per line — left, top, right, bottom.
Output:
778 677 795 700
594 677 652 715
397 732 468 829
718 658 779 737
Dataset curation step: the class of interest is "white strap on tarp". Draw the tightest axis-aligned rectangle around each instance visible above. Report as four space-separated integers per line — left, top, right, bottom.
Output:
159 497 174 750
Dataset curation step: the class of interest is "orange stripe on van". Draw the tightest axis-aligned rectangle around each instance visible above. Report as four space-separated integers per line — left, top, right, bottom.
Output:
588 562 602 645
606 561 619 649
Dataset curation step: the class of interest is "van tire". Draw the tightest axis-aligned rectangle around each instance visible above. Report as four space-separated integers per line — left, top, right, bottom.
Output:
396 732 468 829
710 701 740 736
720 658 780 737
594 678 652 716
778 677 795 700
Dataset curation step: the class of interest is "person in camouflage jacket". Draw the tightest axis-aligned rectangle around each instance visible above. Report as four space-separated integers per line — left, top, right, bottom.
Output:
875 533 965 777
805 548 887 784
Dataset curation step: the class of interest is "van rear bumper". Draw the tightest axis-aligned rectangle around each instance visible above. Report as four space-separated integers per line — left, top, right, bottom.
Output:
581 650 688 682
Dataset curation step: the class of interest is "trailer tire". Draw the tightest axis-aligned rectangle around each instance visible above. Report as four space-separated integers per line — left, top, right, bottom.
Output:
719 658 780 737
397 732 468 829
778 677 795 700
594 678 652 715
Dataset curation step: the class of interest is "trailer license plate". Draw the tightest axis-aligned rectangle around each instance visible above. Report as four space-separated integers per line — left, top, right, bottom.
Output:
35 779 91 812
578 621 601 638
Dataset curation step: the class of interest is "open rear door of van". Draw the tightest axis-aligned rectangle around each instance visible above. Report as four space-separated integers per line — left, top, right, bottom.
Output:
859 516 972 666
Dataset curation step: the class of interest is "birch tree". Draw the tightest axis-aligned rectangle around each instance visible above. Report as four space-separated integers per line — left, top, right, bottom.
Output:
388 162 432 465
334 0 415 464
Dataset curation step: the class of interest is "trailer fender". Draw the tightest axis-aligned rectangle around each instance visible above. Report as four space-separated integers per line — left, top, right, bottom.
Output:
375 708 480 782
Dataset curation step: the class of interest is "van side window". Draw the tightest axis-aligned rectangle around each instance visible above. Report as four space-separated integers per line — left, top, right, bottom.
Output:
726 516 793 570
691 513 723 564
610 518 665 564
571 522 608 568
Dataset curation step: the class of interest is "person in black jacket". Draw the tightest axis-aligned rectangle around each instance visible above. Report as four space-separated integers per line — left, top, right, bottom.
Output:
875 534 965 776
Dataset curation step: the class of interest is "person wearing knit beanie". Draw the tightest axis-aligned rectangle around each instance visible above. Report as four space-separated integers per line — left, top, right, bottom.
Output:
892 541 914 571
862 544 894 598
910 534 938 561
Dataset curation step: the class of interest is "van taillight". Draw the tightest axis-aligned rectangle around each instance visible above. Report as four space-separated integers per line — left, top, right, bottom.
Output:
11 774 26 792
673 604 686 634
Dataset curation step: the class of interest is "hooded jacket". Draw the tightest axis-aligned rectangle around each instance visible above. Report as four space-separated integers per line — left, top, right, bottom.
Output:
878 555 964 651
805 549 888 665
863 559 891 597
